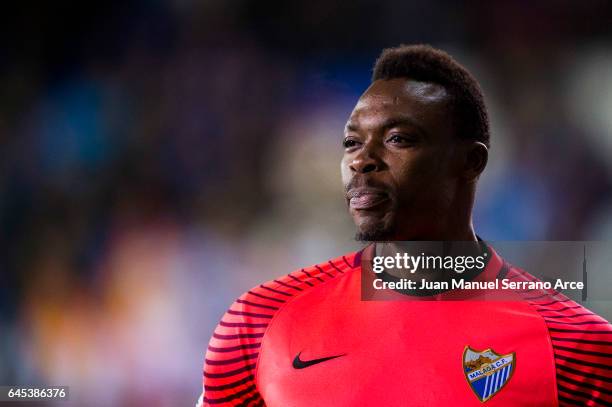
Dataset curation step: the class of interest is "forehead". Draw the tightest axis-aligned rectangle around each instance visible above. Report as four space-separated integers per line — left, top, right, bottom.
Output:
348 78 450 128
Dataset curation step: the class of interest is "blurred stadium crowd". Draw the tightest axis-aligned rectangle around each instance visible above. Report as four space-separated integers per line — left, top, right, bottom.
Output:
1 1 612 405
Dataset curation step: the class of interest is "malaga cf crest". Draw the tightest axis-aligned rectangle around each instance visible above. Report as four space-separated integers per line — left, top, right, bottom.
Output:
463 346 515 402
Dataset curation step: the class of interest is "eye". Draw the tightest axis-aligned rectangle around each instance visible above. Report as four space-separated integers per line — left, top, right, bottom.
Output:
343 138 361 149
387 133 417 145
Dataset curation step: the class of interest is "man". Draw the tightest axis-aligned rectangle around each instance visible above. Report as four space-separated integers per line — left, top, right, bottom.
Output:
197 45 611 406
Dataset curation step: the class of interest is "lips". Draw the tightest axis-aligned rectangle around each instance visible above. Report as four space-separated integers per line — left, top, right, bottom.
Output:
348 189 390 210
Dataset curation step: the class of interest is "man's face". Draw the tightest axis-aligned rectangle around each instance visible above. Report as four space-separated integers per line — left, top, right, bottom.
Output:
341 78 461 241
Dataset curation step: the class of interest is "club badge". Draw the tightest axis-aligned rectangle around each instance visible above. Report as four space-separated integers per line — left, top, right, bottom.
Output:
463 346 515 402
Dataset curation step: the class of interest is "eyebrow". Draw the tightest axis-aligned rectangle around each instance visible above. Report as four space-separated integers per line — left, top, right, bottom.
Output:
345 115 428 137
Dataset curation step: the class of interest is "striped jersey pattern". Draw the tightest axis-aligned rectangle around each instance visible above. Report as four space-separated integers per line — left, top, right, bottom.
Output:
200 253 357 407
504 265 612 407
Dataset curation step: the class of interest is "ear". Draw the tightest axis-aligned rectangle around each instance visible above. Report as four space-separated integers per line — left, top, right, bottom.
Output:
461 141 488 182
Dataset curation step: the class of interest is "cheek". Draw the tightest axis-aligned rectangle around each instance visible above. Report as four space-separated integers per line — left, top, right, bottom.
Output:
390 151 457 210
392 152 440 189
340 158 351 186
398 152 458 209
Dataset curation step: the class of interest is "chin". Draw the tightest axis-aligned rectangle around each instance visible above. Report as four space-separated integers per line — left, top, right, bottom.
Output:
351 208 397 241
354 219 395 242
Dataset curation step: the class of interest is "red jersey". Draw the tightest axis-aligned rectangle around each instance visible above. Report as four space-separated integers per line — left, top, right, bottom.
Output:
198 245 612 406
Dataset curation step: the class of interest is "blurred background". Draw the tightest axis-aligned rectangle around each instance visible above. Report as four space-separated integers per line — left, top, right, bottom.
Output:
1 0 612 405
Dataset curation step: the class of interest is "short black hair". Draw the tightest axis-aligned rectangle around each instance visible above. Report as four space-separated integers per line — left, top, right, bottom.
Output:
372 44 490 148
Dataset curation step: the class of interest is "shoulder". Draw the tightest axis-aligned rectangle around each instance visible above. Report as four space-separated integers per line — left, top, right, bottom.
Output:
235 250 360 313
200 250 361 406
505 266 612 406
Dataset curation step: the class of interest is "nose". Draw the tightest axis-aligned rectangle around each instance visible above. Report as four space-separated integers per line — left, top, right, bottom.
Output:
349 148 381 174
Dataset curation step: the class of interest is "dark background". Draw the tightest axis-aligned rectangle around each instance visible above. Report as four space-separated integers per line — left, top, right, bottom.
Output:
1 1 612 405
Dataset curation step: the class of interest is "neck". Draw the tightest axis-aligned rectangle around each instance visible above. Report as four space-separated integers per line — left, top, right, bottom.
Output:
394 188 477 241
391 219 477 242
